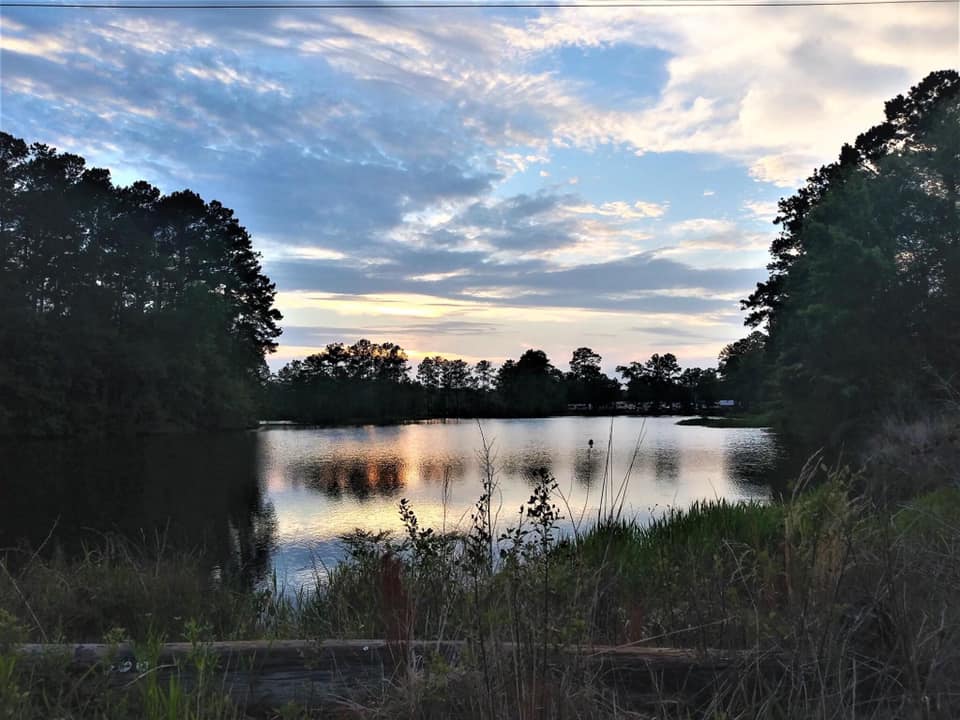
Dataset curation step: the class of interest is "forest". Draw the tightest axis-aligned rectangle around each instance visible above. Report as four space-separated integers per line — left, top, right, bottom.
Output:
739 70 959 445
0 133 282 436
264 342 733 424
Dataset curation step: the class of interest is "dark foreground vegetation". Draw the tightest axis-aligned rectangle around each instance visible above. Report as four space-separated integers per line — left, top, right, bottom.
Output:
2 415 959 718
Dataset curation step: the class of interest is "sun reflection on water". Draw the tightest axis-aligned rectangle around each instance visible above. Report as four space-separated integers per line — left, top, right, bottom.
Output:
257 416 781 590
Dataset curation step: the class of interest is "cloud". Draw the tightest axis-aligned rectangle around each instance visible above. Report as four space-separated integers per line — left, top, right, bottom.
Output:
508 3 957 185
280 320 501 347
742 200 780 224
1 2 948 367
566 200 667 220
648 218 770 268
631 324 730 341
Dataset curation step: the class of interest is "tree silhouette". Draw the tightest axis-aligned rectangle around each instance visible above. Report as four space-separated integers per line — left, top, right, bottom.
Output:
566 347 619 407
0 133 281 436
738 69 960 443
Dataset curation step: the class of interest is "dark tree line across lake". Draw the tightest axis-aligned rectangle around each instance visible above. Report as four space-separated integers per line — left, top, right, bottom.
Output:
1 70 956 443
265 341 739 424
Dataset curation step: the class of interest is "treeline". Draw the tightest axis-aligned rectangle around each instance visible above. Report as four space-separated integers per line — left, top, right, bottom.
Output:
0 133 282 436
724 70 959 445
264 342 751 424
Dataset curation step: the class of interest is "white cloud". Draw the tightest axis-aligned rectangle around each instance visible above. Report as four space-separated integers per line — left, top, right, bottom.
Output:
566 200 667 220
504 4 957 185
653 217 770 268
742 200 780 224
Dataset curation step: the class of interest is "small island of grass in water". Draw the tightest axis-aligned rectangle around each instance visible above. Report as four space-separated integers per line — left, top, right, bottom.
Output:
676 412 773 428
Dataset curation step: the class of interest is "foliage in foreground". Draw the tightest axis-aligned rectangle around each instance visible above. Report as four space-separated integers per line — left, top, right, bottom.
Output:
2 434 960 718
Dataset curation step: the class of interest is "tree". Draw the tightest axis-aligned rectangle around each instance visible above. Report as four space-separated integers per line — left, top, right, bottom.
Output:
473 360 495 391
417 356 443 390
679 367 719 411
271 340 416 423
0 132 281 435
441 359 471 391
643 353 682 410
496 349 565 416
742 70 960 332
615 362 650 404
742 70 960 443
566 347 620 407
717 331 768 407
616 353 683 411
569 347 603 380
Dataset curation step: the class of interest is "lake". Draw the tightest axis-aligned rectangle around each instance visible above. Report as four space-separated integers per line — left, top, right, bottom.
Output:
1 416 783 592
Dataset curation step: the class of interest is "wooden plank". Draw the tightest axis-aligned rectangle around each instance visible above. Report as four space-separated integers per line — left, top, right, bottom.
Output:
15 640 762 708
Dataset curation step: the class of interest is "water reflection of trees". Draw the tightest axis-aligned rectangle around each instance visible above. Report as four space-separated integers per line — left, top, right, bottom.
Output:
0 433 277 591
501 451 554 485
298 456 407 499
653 446 681 484
573 447 603 487
418 457 468 485
725 434 794 495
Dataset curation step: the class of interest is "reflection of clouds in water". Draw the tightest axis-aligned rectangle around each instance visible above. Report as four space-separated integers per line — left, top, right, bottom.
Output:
270 536 344 592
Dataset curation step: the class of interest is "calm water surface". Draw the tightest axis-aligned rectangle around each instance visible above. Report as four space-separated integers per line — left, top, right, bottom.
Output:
1 416 782 592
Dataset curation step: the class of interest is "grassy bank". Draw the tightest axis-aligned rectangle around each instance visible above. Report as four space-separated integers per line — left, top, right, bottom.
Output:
3 452 959 718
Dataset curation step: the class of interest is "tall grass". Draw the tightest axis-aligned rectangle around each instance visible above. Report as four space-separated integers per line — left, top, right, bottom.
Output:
3 424 960 718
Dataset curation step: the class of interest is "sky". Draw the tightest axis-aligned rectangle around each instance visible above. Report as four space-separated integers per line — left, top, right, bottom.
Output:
1 1 957 374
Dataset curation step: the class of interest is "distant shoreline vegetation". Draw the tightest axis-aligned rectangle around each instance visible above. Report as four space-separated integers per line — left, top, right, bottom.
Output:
261 342 759 427
674 414 773 429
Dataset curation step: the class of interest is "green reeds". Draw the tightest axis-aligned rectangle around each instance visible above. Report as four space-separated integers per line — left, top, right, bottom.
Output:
3 426 960 718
